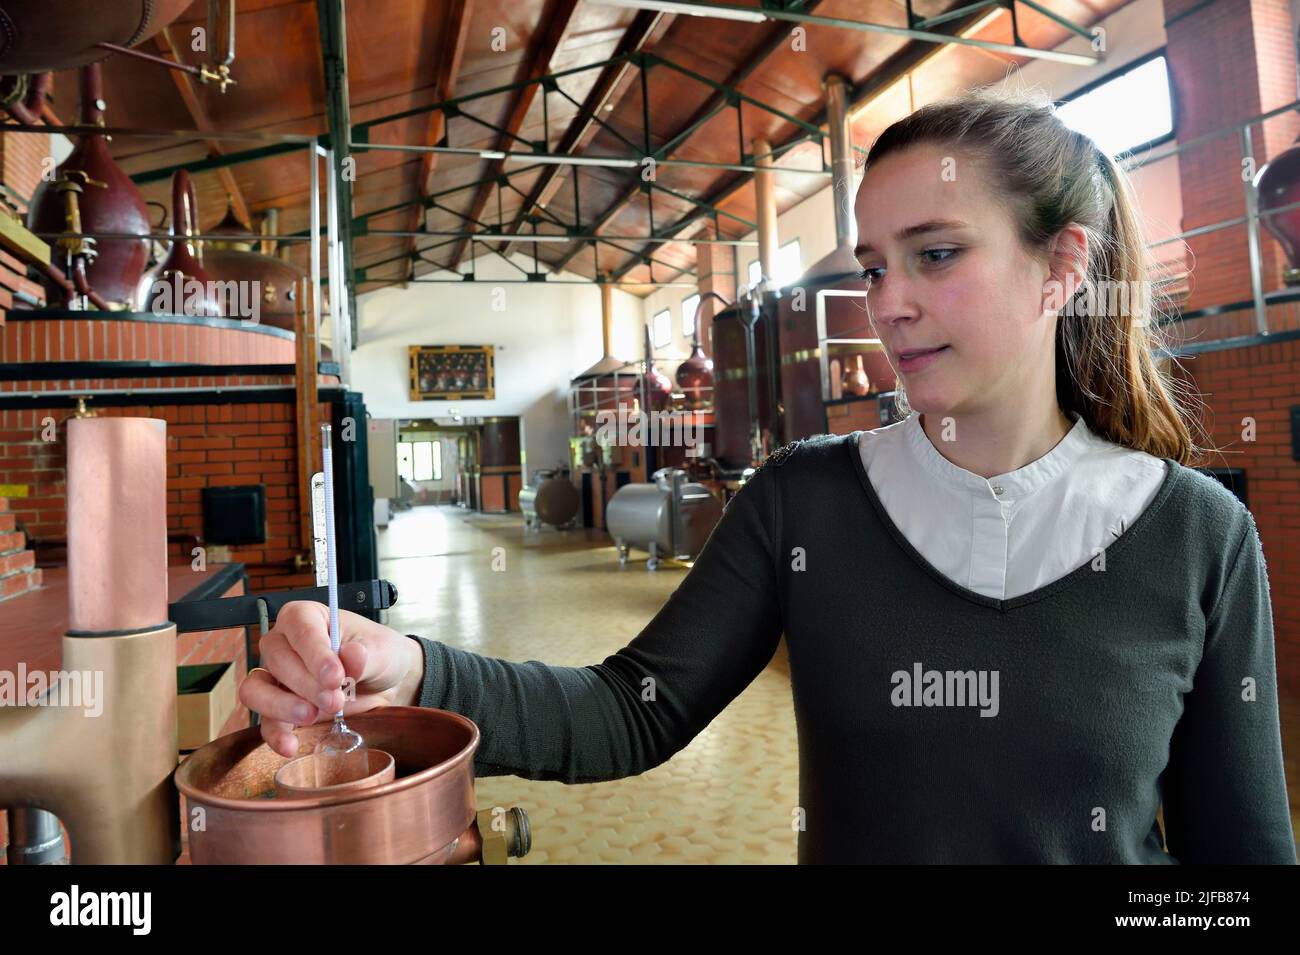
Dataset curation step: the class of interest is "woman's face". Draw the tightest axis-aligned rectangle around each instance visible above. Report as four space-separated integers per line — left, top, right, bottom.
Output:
852 143 1059 418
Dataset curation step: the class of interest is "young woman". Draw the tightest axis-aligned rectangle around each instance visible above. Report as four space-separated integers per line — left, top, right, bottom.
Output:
239 87 1297 864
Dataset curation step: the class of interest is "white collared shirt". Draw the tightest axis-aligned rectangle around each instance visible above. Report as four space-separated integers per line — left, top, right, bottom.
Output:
859 410 1169 600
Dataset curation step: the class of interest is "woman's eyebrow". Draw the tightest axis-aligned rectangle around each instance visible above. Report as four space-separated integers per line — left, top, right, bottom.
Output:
854 219 970 256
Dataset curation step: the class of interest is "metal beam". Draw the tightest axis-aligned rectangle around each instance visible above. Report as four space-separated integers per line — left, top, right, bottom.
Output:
497 9 665 257
448 0 581 270
551 2 824 276
317 0 358 344
588 0 1102 66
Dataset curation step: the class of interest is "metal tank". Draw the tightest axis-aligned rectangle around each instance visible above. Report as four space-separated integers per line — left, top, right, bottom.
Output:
605 468 723 570
519 468 579 530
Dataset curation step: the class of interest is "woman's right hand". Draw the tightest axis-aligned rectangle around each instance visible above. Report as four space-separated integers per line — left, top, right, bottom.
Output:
236 600 426 758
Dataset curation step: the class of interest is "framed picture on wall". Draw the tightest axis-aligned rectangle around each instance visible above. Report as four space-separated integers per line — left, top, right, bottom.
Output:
409 345 495 400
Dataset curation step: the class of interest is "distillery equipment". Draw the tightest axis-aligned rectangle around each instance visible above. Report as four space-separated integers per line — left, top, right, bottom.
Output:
138 169 224 316
519 468 580 530
175 708 529 864
0 0 192 73
0 416 530 865
605 467 723 570
203 199 307 330
26 63 151 309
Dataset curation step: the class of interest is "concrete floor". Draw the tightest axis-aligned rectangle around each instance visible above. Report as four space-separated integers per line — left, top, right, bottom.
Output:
379 504 1300 865
378 504 800 865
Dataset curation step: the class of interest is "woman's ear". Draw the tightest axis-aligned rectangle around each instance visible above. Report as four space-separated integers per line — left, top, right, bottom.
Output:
1041 224 1089 315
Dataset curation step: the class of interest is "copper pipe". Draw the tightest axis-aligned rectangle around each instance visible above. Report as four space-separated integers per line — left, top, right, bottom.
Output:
3 71 51 124
71 256 115 311
31 258 78 303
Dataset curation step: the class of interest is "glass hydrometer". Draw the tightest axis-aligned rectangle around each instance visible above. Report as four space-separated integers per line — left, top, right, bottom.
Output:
313 423 370 786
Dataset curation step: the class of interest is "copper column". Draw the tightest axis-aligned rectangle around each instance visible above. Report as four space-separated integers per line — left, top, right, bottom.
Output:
0 417 180 863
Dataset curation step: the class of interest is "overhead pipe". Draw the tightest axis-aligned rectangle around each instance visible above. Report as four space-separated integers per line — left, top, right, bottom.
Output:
751 137 779 289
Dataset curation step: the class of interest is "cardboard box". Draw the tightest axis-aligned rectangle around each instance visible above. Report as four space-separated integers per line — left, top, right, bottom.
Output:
177 662 237 751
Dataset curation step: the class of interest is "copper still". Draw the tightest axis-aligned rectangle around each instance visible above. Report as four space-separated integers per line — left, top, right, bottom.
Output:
641 325 673 412
26 63 151 308
0 0 192 73
202 198 306 330
138 169 224 316
675 325 714 410
175 707 531 864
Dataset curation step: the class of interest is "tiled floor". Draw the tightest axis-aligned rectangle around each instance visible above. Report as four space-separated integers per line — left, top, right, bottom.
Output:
379 504 1300 865
378 505 800 865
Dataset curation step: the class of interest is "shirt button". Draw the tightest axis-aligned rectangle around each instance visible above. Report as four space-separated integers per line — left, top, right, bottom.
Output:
991 484 1005 495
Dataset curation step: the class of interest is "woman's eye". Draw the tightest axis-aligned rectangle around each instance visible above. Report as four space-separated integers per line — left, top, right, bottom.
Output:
858 248 959 285
921 247 959 265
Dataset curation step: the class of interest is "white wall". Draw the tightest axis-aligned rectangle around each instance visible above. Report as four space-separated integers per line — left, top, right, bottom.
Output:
352 253 643 475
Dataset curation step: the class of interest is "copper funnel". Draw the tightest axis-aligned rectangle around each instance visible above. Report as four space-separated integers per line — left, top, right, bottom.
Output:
175 707 529 864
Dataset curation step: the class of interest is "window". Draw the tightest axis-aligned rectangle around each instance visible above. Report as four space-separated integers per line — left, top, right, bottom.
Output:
413 442 433 481
397 440 442 481
777 239 802 286
652 309 672 348
746 240 802 288
681 293 700 338
1056 54 1173 158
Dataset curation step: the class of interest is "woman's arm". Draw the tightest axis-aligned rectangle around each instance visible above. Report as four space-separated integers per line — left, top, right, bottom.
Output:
1161 513 1297 863
409 465 785 784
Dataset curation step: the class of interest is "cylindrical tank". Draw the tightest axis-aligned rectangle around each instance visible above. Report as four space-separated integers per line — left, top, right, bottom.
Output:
519 469 580 530
605 468 722 570
26 64 151 307
202 199 306 330
0 0 192 73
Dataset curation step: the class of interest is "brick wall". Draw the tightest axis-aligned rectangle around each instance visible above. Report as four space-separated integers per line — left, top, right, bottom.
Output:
0 404 319 595
1173 339 1300 695
0 125 47 214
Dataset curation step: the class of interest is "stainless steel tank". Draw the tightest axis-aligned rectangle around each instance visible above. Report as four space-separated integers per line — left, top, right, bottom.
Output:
605 468 723 570
519 469 580 530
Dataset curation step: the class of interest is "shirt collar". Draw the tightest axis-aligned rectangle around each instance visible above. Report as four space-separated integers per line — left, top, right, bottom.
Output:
902 409 1091 500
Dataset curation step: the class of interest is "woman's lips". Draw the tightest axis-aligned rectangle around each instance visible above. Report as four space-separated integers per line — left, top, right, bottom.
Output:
897 345 950 373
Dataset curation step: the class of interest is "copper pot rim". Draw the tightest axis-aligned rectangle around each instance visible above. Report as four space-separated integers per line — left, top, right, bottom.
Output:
174 706 480 812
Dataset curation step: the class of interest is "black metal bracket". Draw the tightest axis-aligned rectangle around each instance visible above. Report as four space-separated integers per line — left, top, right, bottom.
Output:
168 578 398 634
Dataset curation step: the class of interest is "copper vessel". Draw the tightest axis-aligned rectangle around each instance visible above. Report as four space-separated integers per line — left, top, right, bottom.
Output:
842 354 870 396
0 0 191 73
201 198 306 329
175 707 530 864
641 325 673 412
27 63 151 307
675 334 714 410
138 169 224 316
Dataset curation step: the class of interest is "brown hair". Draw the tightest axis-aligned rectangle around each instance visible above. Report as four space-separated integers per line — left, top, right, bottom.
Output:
863 84 1207 465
